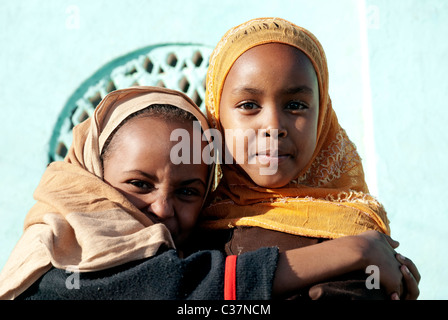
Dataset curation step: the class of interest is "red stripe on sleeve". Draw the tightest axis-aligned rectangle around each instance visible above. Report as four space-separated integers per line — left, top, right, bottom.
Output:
224 255 237 300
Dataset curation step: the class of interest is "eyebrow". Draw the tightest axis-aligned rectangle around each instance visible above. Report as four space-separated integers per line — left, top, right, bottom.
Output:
282 85 314 95
180 178 207 189
231 85 314 96
124 170 158 181
231 87 263 95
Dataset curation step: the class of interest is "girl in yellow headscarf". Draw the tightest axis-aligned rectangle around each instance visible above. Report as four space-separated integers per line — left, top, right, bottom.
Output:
199 17 420 299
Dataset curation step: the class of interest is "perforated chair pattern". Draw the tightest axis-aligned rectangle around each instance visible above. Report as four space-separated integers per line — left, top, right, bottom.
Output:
48 43 212 163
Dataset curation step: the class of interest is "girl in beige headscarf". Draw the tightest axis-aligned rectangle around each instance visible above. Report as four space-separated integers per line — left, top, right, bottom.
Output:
1 86 283 300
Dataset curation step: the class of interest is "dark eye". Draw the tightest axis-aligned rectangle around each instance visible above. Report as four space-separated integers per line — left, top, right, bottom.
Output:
176 187 202 200
285 101 309 111
237 102 259 111
128 180 153 190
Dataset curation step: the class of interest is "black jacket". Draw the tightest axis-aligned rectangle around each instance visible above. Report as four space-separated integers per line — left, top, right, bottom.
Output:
17 247 278 300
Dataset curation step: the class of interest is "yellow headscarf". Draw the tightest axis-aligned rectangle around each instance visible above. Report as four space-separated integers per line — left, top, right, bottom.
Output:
201 17 390 238
0 86 213 299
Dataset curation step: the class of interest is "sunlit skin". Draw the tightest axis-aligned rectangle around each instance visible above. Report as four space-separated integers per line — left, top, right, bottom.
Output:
219 43 319 188
103 116 209 247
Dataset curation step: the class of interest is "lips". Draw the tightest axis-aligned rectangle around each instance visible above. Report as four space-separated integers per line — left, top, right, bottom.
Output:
255 150 291 164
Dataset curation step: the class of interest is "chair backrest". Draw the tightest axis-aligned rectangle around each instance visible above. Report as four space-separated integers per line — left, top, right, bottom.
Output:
48 43 212 163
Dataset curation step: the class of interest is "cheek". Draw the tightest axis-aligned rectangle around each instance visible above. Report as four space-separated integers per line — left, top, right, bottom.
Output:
102 162 147 210
223 130 252 163
220 116 255 163
293 118 318 164
177 204 202 233
109 185 147 210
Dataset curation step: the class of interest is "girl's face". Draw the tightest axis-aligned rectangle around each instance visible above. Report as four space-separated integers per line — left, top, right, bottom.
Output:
219 43 319 188
103 116 209 246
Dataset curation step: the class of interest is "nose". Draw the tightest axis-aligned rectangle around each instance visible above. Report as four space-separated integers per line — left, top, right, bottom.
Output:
261 108 287 138
145 195 175 222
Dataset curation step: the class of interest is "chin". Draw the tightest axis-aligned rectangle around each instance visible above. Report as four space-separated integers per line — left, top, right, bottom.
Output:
251 175 293 189
173 231 190 248
245 162 300 188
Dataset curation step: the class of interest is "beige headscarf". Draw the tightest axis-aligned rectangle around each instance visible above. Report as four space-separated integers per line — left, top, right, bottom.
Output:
0 86 213 299
201 18 390 238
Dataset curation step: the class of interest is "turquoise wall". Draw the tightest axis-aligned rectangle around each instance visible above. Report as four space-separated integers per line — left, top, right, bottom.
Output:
0 0 446 299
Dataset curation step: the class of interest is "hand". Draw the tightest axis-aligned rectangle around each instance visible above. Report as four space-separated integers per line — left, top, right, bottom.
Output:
353 230 404 297
272 230 420 299
392 253 421 300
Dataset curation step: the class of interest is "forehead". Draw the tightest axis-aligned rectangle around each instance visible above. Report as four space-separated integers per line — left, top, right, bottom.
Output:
113 116 208 167
121 114 190 137
225 43 318 88
116 116 193 153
